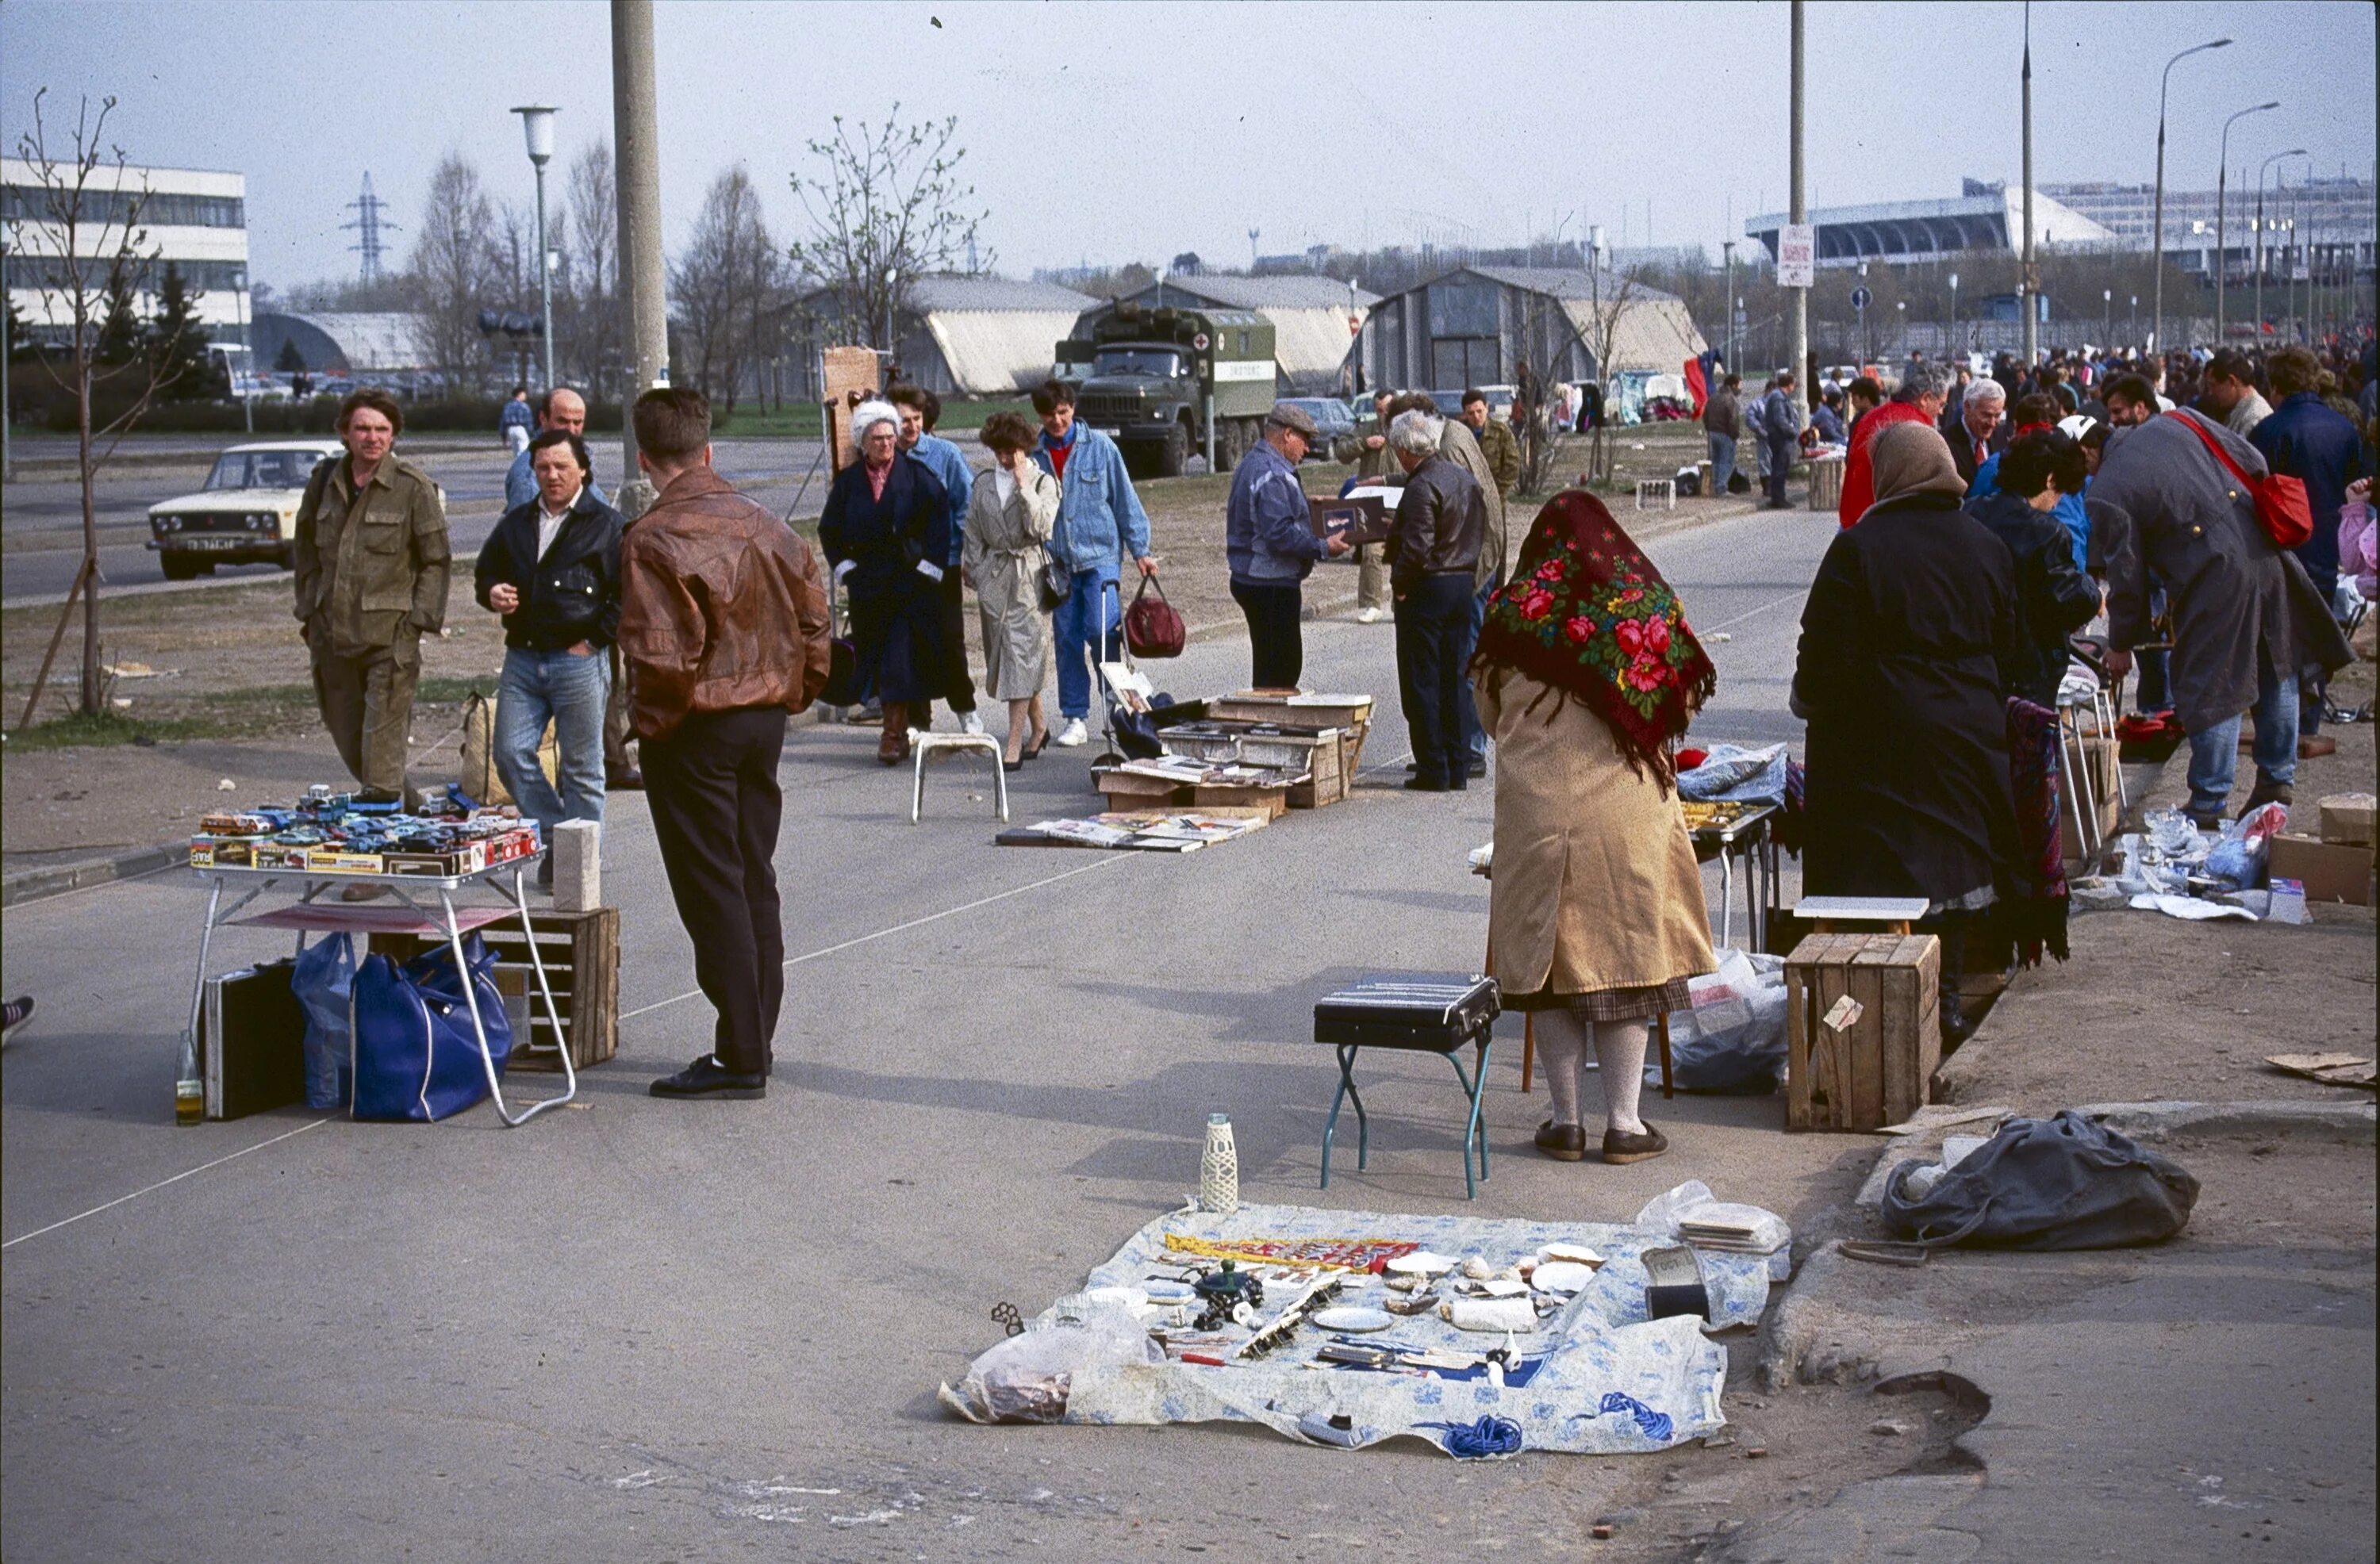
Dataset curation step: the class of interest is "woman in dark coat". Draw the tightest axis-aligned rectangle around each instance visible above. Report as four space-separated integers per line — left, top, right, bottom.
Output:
1794 422 2022 1037
821 400 952 764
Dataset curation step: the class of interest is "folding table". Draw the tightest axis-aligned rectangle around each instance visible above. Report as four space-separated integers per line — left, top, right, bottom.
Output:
1309 975 1499 1198
175 861 576 1127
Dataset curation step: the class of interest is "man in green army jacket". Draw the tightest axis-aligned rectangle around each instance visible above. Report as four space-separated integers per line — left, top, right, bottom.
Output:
293 389 451 802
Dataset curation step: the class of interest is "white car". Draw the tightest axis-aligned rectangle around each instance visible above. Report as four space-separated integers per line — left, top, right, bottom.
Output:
148 439 343 580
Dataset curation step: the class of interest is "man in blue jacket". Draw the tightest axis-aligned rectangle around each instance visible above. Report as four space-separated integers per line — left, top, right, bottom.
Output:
1226 401 1350 689
1030 378 1157 746
890 384 981 734
2250 346 2361 756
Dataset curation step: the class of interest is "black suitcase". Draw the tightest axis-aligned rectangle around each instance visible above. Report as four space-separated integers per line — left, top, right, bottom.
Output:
1312 972 1499 1053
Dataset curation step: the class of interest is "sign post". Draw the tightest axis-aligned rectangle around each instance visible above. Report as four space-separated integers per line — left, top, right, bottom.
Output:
1778 224 1817 290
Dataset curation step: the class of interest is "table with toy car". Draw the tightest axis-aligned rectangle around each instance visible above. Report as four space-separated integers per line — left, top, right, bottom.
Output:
1680 799 1783 953
175 860 576 1127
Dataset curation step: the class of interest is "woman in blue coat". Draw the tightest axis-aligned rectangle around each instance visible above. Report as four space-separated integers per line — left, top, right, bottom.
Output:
821 401 952 764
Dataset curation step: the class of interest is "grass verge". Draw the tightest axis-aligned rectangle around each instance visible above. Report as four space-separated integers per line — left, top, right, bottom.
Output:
4 676 497 751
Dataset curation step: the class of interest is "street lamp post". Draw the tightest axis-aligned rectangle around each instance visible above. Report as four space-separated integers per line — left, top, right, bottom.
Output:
2129 294 2138 345
1721 240 1737 370
2152 38 2231 354
1947 270 1959 353
882 267 897 358
2104 288 2113 345
512 105 559 393
2214 100 2280 341
2255 147 2305 341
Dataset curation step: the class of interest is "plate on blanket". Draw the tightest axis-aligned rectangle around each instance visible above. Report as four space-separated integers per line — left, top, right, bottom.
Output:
1313 1306 1395 1333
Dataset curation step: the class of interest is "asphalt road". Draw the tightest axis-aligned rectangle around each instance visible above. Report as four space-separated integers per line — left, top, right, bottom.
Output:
1 437 834 604
0 503 1845 1558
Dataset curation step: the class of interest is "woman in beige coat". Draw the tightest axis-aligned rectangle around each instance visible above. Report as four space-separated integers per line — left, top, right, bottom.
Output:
961 412 1060 767
1473 490 1718 1164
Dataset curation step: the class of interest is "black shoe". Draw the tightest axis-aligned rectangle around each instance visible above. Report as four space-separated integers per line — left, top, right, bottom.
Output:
2240 781 2294 817
607 767 644 791
1405 761 1420 773
1601 1123 1669 1164
536 853 555 891
1403 776 1450 792
648 1055 768 1099
0 994 33 1040
1535 1119 1586 1162
1465 758 1487 780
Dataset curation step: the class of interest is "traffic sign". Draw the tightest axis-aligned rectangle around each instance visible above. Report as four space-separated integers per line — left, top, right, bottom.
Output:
1778 224 1816 289
1850 286 1871 311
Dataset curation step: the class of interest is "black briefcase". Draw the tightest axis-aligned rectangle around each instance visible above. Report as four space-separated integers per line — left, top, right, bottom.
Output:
1312 973 1500 1053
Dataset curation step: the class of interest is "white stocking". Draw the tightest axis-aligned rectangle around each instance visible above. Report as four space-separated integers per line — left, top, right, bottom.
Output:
1593 1018 1650 1134
1534 1009 1587 1127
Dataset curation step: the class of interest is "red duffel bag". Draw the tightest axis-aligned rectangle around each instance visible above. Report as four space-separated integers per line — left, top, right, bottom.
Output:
1123 573 1185 659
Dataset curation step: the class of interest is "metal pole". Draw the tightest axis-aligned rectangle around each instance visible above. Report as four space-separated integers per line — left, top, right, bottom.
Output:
2021 2 2036 370
535 160 555 393
1787 0 1806 415
611 0 669 512
1722 240 1737 370
2254 150 2304 344
2153 39 2232 354
2 236 10 481
236 272 253 434
2216 102 2281 344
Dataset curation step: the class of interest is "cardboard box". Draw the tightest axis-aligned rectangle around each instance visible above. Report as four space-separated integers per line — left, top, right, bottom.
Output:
2266 833 2374 906
298 849 386 876
2318 793 2376 848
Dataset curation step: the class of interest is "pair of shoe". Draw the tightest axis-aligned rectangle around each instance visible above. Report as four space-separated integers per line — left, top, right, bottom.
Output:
1537 1118 1669 1164
1053 717 1090 748
1354 606 1384 624
2240 781 2294 816
1403 775 1464 792
0 994 33 1041
1003 729 1053 772
649 1054 767 1099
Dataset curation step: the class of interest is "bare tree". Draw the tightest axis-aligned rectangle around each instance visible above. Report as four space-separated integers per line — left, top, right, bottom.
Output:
1577 266 1640 485
785 108 989 351
404 153 503 393
562 140 619 401
10 90 194 723
670 166 781 414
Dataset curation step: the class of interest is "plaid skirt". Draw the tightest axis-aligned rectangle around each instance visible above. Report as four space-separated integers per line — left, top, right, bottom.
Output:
1500 976 1691 1022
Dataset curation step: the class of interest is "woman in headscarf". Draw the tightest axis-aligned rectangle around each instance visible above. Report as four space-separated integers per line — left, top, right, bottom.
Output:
821 400 952 765
1472 490 1718 1166
1793 420 2022 1038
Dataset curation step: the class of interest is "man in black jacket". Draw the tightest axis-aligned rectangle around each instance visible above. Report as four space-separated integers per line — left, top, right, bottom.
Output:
1385 408 1487 792
1962 427 2102 708
474 429 626 888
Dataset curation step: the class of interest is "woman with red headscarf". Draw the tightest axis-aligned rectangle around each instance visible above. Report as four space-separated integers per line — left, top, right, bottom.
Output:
1472 491 1719 1166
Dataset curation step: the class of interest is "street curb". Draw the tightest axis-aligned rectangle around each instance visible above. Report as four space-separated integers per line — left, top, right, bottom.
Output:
0 841 188 908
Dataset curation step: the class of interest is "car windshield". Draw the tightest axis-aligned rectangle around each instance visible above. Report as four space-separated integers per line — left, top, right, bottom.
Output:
1092 348 1184 378
204 450 324 490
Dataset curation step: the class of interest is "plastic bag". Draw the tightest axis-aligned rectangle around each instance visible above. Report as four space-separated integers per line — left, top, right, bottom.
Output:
1879 1110 2198 1249
1649 949 1789 1093
1633 1179 1792 1255
942 1300 1161 1424
2200 801 2289 891
1676 743 1789 803
292 933 355 1110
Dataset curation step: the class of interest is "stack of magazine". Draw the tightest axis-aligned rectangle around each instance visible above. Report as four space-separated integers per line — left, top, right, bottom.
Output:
999 811 1269 853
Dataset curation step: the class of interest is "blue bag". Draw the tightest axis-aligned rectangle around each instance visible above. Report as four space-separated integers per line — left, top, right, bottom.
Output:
350 934 512 1123
292 933 356 1110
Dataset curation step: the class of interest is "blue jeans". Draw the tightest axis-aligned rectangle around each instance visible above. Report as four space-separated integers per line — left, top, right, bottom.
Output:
1052 568 1120 720
2185 657 2297 817
1459 577 1495 765
1706 431 1737 494
496 646 611 841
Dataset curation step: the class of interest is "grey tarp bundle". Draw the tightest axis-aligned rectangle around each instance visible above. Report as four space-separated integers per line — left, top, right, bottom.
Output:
1879 1110 2200 1249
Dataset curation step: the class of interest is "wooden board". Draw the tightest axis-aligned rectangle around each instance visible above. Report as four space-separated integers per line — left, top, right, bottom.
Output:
1206 692 1374 730
821 346 881 474
370 905 618 1071
1786 932 1940 1132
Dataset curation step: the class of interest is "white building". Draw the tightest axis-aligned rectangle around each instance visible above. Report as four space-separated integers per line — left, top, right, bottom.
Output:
1746 181 2113 270
2 159 251 365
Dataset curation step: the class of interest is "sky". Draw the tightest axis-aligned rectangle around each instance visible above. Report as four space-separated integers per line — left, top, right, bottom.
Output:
4 0 2372 291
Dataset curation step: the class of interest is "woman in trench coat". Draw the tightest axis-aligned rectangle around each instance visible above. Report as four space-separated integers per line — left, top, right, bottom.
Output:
1473 490 1718 1166
961 411 1059 767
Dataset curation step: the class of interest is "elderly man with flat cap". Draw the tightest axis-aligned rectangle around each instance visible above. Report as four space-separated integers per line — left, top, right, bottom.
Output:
1225 400 1349 688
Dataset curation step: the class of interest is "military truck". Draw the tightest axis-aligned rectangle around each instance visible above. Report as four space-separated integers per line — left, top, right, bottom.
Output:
1055 302 1276 477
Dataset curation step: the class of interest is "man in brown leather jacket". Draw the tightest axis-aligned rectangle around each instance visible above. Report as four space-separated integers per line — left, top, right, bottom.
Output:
617 386 832 1100
292 389 450 802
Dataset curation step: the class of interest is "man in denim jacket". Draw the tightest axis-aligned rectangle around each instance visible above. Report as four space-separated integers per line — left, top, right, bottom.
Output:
1030 378 1156 746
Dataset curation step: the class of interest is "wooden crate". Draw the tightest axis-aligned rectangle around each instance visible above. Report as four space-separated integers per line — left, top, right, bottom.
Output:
1784 933 1940 1132
1806 456 1844 512
369 905 619 1071
1207 692 1374 730
1092 768 1289 819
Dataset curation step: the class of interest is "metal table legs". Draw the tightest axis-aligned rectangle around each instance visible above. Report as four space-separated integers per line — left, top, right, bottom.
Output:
1320 1040 1493 1199
437 870 576 1126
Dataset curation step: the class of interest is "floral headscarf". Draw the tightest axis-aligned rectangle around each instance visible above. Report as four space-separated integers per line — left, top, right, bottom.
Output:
1470 489 1716 785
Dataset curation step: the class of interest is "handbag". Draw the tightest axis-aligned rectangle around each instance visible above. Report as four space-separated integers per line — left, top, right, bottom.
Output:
1123 573 1185 659
2165 410 2313 550
819 567 862 707
1038 554 1073 613
350 934 512 1123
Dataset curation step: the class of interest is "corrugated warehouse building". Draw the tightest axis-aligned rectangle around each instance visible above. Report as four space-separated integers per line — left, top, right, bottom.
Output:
892 278 1098 397
1360 266 1709 392
250 312 432 376
1106 274 1377 395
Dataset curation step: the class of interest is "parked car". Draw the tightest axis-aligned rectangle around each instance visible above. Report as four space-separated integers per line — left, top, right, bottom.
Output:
148 439 343 580
1427 384 1518 421
1280 396 1357 460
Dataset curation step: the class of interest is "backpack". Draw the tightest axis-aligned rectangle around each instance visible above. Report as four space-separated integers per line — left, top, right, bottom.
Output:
1878 1110 2199 1249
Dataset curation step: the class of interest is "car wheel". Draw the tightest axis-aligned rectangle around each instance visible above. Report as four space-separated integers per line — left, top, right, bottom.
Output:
1157 419 1188 479
160 553 198 581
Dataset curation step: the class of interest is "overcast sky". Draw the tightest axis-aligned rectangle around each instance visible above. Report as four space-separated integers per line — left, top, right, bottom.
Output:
5 0 2371 290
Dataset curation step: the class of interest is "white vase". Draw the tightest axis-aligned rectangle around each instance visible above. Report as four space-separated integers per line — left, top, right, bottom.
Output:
1198 1114 1239 1214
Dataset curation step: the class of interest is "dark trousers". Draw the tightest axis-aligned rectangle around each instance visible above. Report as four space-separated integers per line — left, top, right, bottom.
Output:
932 569 976 717
1460 577 1494 764
1231 578 1305 689
1764 436 1795 505
603 643 635 773
642 706 788 1075
1395 573 1476 787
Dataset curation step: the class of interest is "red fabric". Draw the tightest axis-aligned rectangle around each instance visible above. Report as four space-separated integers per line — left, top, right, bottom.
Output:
1837 400 1936 527
1683 358 1708 417
2161 410 2314 550
1046 438 1073 481
866 460 891 502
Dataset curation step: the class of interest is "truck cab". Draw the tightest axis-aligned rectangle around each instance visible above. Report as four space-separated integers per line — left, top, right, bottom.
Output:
1057 303 1277 477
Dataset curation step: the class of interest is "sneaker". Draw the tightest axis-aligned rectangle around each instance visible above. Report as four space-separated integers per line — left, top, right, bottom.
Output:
1054 717 1090 748
648 1054 768 1100
1601 1122 1669 1165
1354 606 1383 624
0 995 33 1040
959 711 986 737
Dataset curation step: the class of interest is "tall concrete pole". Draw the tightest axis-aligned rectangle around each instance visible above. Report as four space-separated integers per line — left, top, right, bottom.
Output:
612 0 669 514
1787 0 1806 411
2021 5 2036 369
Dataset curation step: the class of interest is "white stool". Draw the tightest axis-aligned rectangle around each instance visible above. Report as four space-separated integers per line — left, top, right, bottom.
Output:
1635 477 1676 511
911 731 1009 825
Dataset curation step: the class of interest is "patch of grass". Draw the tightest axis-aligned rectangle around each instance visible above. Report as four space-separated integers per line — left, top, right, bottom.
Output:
4 675 501 751
4 707 228 750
